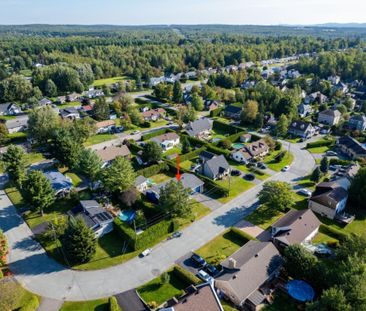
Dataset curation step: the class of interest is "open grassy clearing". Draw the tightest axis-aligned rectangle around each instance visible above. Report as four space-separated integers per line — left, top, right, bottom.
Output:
92 76 128 87
264 150 294 171
60 298 110 311
245 205 285 230
84 134 117 146
215 176 254 203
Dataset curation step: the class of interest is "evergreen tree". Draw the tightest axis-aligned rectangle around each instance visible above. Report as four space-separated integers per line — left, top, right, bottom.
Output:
93 97 110 121
191 92 204 111
61 217 96 265
181 136 191 154
44 79 57 97
78 149 102 184
311 166 322 183
275 114 289 137
23 170 55 216
0 123 9 146
142 141 163 163
172 80 183 103
320 156 329 174
2 144 26 187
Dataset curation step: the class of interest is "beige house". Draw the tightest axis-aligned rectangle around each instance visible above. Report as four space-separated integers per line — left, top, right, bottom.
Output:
318 109 341 126
96 145 131 168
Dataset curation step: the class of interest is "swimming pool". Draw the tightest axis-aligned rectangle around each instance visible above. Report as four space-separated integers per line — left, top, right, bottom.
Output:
232 143 245 149
286 280 315 302
119 210 136 223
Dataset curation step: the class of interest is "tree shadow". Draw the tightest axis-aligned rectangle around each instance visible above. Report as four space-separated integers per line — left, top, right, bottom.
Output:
212 202 259 228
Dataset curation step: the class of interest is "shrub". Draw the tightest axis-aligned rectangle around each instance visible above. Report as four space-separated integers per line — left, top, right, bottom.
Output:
140 121 151 128
0 269 3 279
275 151 286 162
213 120 242 135
137 162 168 178
226 131 247 143
206 144 231 156
306 139 335 149
128 140 143 152
329 158 351 166
172 265 200 285
19 295 39 311
275 141 282 151
179 147 205 162
230 227 256 242
218 139 232 149
319 224 348 241
109 296 121 311
210 107 223 117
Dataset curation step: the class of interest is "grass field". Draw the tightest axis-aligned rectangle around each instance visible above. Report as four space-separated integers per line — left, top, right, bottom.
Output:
149 172 173 184
57 101 81 109
138 269 188 306
264 150 294 172
92 76 128 87
196 229 248 265
306 146 330 154
216 176 254 203
60 298 109 311
245 205 285 230
84 134 117 146
65 172 83 187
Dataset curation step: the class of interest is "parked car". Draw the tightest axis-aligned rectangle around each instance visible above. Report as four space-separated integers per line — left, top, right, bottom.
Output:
257 162 267 170
131 130 141 135
281 165 290 172
298 188 312 197
139 248 152 257
171 231 182 239
244 173 255 181
191 253 207 267
205 264 219 277
197 270 214 283
231 169 241 176
326 151 337 156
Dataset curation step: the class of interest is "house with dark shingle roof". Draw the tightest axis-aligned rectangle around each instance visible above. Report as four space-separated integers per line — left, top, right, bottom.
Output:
59 107 80 120
201 154 231 180
348 115 366 131
162 283 223 311
271 209 321 248
224 105 242 120
288 120 315 138
0 103 22 116
309 182 349 219
215 241 282 310
44 170 73 197
338 135 366 159
231 139 269 164
186 118 213 139
96 145 131 168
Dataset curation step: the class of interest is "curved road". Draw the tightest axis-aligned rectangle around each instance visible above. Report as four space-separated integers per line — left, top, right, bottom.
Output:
0 141 315 301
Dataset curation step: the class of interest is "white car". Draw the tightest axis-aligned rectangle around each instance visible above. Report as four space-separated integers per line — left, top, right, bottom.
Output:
197 270 214 283
140 248 152 257
298 188 312 197
281 165 290 172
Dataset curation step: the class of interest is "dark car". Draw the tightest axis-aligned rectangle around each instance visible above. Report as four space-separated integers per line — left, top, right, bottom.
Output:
191 253 207 267
257 162 267 170
244 173 255 181
231 169 241 176
205 264 219 277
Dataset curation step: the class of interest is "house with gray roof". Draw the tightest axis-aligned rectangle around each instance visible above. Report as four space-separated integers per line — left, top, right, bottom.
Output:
309 182 349 219
348 115 366 131
59 107 80 120
318 109 341 126
96 145 131 168
338 135 366 159
44 170 73 197
186 118 213 139
200 154 231 180
38 98 52 106
151 132 180 151
288 120 315 139
215 241 282 310
271 209 321 248
298 103 313 118
224 105 242 120
135 175 149 192
0 103 22 116
5 115 29 133
69 200 113 238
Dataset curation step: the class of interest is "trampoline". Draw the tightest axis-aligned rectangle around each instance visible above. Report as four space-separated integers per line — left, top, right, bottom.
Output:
286 280 315 302
119 210 136 224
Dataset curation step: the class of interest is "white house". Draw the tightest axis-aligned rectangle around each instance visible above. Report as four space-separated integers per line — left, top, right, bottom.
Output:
151 132 180 151
318 109 341 126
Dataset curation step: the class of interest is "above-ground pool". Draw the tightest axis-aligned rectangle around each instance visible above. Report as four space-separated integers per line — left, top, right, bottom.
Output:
232 143 245 149
119 210 136 224
286 280 315 302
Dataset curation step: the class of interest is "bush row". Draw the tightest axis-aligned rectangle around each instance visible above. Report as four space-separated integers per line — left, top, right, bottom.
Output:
179 147 206 162
183 134 231 156
230 227 256 242
145 94 169 103
172 265 201 285
141 128 173 141
127 140 143 153
329 158 352 166
306 139 335 149
109 296 121 311
137 162 169 178
213 120 243 135
114 217 174 251
319 224 348 242
19 295 39 311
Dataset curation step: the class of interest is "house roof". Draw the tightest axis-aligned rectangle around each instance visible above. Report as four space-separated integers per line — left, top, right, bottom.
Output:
72 200 113 229
288 120 312 132
151 132 179 144
349 115 366 123
96 145 131 162
5 115 28 130
205 154 230 177
338 135 366 156
319 109 341 117
60 107 79 117
310 182 348 210
200 150 216 160
271 209 321 246
44 170 73 192
216 241 282 304
245 139 269 157
0 103 13 114
141 108 166 118
224 105 242 114
135 175 148 187
95 120 115 129
187 118 213 137
165 283 223 311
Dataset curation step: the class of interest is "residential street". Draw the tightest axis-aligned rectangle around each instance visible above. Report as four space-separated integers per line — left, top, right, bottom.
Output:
0 141 315 301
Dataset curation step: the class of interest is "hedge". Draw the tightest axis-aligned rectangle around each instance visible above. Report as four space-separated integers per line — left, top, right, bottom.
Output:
114 217 173 251
141 128 173 141
145 94 169 103
179 147 206 162
248 167 265 176
230 227 256 242
226 131 247 143
137 162 169 178
19 295 39 311
319 224 348 242
210 107 223 117
172 265 200 285
135 97 150 105
329 158 352 166
128 140 143 153
183 134 230 156
213 120 243 135
206 144 231 156
306 139 335 149
109 297 121 311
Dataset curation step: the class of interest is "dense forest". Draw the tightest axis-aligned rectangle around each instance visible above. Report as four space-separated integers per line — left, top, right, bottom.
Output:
0 25 365 103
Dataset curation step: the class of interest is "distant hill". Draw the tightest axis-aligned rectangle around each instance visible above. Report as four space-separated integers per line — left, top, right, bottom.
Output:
313 23 366 28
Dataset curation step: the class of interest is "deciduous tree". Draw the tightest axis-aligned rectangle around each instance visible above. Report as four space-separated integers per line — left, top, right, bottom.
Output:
258 181 294 211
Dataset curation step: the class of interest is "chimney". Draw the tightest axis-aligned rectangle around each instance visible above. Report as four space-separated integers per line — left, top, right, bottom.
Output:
228 258 237 269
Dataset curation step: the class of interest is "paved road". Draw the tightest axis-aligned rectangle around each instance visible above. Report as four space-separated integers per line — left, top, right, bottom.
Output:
0 142 315 301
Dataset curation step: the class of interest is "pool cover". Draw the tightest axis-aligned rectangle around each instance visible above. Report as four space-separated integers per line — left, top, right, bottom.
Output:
286 280 315 302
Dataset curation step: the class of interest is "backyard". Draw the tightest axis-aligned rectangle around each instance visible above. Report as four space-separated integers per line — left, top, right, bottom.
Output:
84 134 117 147
244 204 285 230
215 176 254 203
264 150 294 171
92 76 129 87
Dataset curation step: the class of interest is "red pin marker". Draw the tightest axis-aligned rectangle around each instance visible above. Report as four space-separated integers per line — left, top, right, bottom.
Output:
176 154 181 181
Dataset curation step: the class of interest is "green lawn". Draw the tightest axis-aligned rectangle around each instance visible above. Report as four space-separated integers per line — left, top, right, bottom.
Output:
196 229 248 265
60 298 109 311
312 232 338 244
307 146 330 154
0 115 16 121
222 300 239 311
245 205 285 230
57 101 81 109
92 76 128 87
228 160 270 181
180 159 197 171
264 150 294 172
0 278 40 311
296 174 316 190
138 269 188 306
8 132 28 142
84 134 117 147
25 152 46 165
150 172 173 184
164 147 182 157
216 176 254 203
65 172 82 187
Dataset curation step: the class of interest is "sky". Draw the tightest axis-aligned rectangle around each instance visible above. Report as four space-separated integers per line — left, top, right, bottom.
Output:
1 0 366 25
